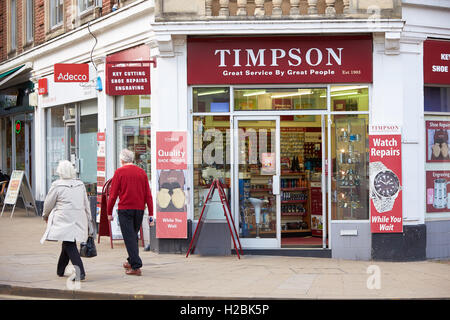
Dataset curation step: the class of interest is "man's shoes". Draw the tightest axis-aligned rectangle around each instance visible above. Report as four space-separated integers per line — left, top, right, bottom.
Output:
125 268 142 276
123 262 131 269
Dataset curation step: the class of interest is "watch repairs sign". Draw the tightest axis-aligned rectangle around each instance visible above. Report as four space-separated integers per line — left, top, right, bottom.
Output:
369 125 403 233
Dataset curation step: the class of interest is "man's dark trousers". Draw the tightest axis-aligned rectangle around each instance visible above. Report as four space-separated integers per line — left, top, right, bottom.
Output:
118 209 144 270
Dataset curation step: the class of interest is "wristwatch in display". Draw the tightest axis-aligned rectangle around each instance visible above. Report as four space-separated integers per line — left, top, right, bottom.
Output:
369 161 401 213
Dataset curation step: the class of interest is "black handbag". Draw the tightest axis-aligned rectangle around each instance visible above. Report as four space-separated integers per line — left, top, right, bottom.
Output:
80 236 97 258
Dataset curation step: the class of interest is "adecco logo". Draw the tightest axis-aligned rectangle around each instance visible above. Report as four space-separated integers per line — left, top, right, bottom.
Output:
54 64 89 82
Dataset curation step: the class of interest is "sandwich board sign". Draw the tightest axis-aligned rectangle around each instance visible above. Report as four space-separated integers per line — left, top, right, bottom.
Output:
1 170 37 218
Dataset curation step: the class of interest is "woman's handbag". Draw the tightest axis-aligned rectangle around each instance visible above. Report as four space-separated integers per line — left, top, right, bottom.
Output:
80 236 97 258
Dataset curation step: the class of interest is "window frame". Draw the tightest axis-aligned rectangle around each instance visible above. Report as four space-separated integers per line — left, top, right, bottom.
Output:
49 0 63 30
10 0 17 51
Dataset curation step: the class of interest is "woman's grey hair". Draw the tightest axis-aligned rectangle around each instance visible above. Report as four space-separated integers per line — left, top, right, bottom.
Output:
56 160 76 180
120 149 135 164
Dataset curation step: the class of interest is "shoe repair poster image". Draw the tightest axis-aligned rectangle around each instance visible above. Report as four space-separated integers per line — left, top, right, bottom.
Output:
369 125 403 233
155 131 188 238
426 120 450 162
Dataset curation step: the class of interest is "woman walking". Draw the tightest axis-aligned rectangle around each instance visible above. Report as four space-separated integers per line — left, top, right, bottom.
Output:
40 160 94 281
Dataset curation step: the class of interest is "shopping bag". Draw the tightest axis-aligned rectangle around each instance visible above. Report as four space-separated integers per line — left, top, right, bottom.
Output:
80 236 97 258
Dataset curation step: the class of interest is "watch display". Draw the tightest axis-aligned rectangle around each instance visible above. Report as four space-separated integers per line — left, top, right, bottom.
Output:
373 170 400 197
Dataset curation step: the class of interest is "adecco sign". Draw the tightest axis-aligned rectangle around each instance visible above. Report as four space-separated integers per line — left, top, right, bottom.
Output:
54 64 89 82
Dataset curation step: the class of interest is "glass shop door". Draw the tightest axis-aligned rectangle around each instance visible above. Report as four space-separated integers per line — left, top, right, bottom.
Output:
234 116 280 249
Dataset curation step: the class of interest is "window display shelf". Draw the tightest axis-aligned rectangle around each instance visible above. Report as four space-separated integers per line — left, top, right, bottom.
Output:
281 212 308 216
281 187 308 191
281 200 307 204
281 229 311 233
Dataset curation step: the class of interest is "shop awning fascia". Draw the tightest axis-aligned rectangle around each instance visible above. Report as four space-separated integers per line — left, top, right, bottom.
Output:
0 62 33 90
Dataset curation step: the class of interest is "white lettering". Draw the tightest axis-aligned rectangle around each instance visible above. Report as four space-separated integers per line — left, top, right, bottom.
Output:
215 49 231 67
288 48 302 66
270 49 286 66
246 49 265 67
326 48 343 66
305 48 322 66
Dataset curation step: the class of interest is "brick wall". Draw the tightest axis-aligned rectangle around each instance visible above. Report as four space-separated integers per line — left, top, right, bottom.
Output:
0 1 6 62
0 0 139 64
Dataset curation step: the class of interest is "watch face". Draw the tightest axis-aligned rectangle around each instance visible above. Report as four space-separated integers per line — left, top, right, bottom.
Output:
374 170 400 197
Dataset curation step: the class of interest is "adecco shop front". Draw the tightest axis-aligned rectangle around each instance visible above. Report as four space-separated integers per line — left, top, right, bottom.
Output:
186 35 373 258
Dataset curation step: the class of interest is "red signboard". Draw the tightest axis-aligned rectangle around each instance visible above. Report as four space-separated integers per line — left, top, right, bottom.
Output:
369 125 403 233
426 120 450 162
156 212 188 239
54 64 89 82
426 170 450 213
187 35 372 85
38 78 48 95
106 65 151 96
156 132 188 170
424 39 450 85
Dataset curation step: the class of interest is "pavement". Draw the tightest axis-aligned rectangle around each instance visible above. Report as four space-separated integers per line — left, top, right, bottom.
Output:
0 209 449 300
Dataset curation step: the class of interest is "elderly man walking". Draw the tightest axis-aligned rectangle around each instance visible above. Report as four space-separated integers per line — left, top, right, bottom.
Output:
107 149 153 276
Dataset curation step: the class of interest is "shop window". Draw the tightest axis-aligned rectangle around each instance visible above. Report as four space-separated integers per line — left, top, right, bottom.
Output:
193 116 231 220
193 88 230 113
45 106 65 190
234 88 327 111
425 87 450 113
79 102 98 196
331 114 369 220
115 95 151 180
331 86 369 112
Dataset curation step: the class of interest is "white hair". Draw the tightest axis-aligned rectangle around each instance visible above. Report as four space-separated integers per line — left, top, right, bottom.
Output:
120 149 135 164
56 160 76 180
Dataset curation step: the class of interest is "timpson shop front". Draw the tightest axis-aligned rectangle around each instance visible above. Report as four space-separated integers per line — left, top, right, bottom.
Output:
183 35 377 259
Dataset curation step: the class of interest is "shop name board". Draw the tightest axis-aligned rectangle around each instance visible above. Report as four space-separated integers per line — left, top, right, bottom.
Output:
188 36 372 84
106 65 150 96
54 64 89 82
424 39 450 85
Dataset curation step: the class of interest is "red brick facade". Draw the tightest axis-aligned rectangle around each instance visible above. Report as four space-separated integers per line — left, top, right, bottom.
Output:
0 0 133 65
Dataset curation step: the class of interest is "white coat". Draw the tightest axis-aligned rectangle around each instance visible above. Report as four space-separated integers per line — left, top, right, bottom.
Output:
40 179 94 244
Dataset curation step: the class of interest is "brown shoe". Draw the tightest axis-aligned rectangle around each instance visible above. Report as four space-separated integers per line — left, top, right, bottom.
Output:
123 262 131 269
125 268 142 276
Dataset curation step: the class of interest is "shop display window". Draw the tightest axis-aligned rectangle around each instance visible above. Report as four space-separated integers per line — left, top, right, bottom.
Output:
425 87 450 113
192 116 231 220
193 87 230 113
331 85 369 112
45 106 65 190
234 88 326 111
115 95 151 180
331 115 369 220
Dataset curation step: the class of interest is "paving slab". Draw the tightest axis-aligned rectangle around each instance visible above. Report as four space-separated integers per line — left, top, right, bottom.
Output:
0 210 449 299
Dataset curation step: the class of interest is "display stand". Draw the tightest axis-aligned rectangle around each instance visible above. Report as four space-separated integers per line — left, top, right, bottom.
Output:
98 178 144 249
186 179 243 259
1 171 37 219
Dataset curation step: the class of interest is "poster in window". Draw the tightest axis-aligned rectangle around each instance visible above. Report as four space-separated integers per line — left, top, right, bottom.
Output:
426 120 450 162
426 170 450 213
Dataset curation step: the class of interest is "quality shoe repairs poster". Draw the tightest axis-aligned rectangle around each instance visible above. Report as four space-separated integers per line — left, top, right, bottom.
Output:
369 125 403 233
156 132 188 238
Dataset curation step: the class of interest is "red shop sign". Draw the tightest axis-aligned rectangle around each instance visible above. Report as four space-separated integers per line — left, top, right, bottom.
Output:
424 39 450 85
187 35 373 85
38 78 48 95
369 125 403 233
54 64 89 82
106 64 151 95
